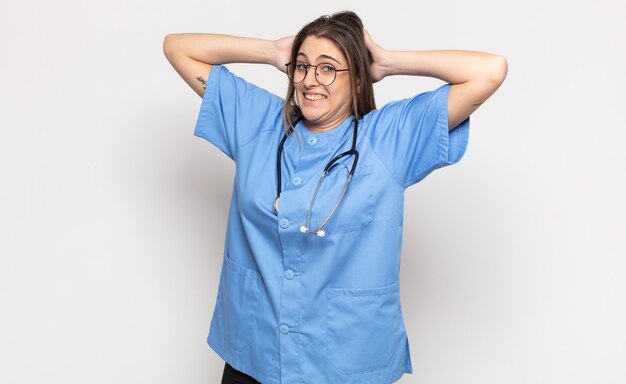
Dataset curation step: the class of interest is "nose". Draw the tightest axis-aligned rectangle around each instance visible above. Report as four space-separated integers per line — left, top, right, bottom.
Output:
303 66 318 87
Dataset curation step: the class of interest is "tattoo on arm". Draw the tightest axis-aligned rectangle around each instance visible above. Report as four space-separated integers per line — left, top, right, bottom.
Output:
473 103 482 107
196 76 207 90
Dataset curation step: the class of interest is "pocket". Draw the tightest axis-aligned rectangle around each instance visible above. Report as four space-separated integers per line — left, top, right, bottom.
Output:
219 254 262 352
326 281 401 374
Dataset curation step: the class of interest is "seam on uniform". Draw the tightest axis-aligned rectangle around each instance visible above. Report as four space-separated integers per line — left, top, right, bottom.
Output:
297 233 305 382
363 133 405 190
194 65 235 159
436 84 451 166
237 128 277 152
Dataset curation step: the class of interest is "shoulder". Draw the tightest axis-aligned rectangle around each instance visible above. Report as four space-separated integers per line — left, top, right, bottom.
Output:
362 84 451 133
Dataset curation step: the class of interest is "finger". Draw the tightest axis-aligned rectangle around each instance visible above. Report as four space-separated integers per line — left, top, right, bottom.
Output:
363 29 377 50
363 28 371 42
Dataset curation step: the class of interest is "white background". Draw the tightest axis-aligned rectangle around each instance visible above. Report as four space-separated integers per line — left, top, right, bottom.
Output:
1 0 625 383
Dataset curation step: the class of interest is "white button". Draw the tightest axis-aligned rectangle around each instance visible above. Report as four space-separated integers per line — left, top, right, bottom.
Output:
292 177 302 186
307 137 318 146
279 218 289 228
284 269 295 280
279 324 290 334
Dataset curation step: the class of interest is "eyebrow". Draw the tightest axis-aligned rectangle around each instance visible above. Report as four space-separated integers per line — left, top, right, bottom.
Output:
297 52 341 65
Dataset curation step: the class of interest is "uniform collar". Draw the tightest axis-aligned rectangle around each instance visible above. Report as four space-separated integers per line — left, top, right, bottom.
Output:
294 116 355 150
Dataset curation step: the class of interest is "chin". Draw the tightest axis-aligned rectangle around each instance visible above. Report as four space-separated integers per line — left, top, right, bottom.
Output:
299 108 322 123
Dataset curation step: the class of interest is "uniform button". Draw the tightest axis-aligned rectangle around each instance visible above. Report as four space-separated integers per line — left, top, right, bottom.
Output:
306 136 318 146
279 218 290 229
284 269 295 280
292 177 302 186
279 324 290 334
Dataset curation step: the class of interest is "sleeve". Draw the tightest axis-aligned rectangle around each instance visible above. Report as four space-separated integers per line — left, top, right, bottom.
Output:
363 83 470 188
193 65 285 161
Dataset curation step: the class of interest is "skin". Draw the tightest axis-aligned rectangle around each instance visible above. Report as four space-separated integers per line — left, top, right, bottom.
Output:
163 29 507 132
294 36 354 133
361 29 507 130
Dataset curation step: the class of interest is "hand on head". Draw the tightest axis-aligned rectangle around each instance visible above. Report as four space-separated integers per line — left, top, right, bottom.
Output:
363 29 386 83
274 23 386 83
274 36 295 73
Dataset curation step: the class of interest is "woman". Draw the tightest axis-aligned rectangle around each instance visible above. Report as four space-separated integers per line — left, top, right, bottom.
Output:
164 11 507 384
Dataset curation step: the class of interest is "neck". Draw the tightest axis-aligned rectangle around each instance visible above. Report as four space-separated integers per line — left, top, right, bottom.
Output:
304 114 352 133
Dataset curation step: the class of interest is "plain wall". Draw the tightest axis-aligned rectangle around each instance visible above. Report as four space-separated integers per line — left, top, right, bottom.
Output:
1 0 625 382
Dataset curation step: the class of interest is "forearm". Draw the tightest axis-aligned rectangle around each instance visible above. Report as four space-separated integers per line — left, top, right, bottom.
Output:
163 33 278 67
378 49 507 84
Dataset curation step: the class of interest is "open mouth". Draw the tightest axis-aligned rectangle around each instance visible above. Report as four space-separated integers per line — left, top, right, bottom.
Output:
304 93 327 101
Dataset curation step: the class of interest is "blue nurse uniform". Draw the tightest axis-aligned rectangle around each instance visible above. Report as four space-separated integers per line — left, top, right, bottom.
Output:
194 65 470 383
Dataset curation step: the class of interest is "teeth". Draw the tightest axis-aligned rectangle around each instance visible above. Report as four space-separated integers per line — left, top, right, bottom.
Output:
304 94 327 101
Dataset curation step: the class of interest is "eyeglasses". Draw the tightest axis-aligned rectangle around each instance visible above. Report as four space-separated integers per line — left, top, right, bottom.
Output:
285 61 350 86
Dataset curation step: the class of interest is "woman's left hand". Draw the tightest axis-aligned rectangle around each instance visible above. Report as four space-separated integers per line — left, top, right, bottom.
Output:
364 29 387 83
273 36 295 73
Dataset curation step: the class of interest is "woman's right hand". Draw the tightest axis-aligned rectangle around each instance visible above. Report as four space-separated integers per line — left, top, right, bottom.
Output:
164 33 295 97
273 36 295 73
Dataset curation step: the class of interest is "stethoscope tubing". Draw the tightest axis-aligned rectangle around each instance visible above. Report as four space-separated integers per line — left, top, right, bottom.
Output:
274 117 360 236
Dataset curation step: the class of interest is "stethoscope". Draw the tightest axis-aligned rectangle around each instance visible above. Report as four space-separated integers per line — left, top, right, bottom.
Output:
273 117 359 237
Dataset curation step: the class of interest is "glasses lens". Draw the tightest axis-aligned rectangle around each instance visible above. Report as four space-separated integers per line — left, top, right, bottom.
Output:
286 62 307 83
315 63 336 86
288 62 339 85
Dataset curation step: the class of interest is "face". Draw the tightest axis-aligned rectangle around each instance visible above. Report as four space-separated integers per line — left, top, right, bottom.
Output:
294 36 353 132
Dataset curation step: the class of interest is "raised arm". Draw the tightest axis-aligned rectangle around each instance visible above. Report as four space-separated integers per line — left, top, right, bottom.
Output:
163 33 293 97
364 30 508 131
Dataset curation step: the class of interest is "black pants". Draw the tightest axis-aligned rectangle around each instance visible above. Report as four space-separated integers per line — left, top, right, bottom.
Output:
221 362 262 384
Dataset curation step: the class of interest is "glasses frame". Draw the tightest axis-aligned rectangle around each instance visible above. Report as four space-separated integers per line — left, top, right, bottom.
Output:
285 61 350 86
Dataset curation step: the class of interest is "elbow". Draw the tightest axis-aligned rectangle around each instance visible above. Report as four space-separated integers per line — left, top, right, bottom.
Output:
489 55 508 85
163 34 171 57
162 34 178 58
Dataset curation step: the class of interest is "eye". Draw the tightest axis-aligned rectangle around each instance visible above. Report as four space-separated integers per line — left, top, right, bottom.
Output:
295 62 308 71
320 64 336 73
